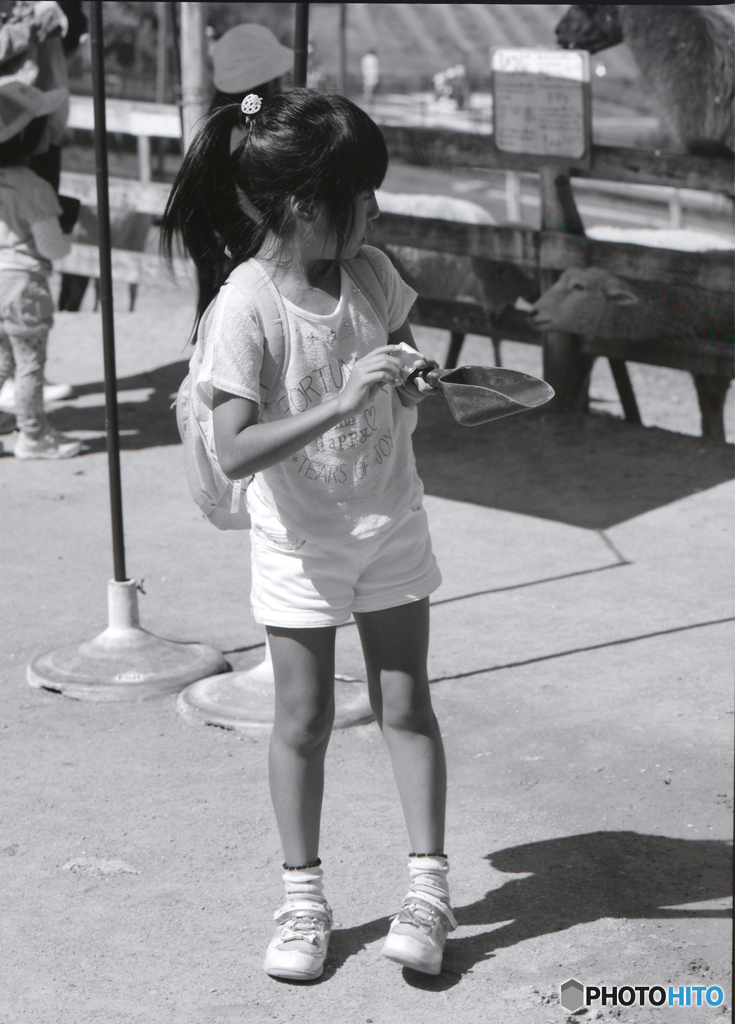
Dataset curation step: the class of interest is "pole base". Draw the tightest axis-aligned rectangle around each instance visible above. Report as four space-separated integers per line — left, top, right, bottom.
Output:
177 663 374 732
27 580 229 702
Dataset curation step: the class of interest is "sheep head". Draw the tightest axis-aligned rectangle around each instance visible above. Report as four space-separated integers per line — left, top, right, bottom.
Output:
555 5 623 54
471 258 540 317
529 268 639 337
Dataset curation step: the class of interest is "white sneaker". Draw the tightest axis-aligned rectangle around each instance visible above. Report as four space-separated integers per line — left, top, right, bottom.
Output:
0 379 73 412
263 896 332 980
382 892 457 975
14 428 84 460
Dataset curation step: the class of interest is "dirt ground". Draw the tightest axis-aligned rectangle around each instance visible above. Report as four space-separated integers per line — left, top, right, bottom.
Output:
0 278 732 1024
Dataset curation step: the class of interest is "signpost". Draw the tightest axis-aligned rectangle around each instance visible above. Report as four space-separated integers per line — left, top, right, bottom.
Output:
491 47 593 412
491 47 592 169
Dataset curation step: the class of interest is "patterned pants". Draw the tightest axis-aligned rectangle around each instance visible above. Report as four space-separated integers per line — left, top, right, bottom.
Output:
0 270 54 438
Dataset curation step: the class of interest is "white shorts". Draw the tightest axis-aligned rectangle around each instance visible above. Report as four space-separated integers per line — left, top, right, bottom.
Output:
249 504 442 628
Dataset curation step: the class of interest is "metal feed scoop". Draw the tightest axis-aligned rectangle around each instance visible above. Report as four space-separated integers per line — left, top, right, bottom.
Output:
411 365 555 426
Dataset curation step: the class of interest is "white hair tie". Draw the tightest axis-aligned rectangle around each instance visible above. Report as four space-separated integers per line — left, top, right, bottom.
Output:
240 93 262 116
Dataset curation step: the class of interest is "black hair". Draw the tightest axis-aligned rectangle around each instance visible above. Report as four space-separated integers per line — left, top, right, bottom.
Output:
0 117 49 168
160 88 388 332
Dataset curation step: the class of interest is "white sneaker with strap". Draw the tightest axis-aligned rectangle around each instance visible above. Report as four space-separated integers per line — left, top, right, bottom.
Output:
263 895 333 980
382 891 457 975
14 428 83 460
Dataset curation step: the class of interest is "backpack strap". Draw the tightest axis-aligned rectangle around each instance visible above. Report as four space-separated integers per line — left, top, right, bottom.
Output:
225 258 290 405
343 246 390 337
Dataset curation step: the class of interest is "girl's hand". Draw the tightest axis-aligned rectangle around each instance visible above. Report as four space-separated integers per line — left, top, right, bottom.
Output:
385 324 440 406
336 346 405 415
396 356 441 406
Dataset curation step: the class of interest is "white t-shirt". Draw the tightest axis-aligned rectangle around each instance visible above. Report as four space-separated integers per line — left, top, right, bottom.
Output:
204 246 423 543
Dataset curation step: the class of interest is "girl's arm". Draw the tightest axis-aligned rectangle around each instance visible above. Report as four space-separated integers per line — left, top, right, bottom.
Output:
213 345 406 480
31 216 72 260
388 320 440 407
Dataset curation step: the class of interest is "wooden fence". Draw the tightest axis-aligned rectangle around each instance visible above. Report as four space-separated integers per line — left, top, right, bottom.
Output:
58 100 734 437
374 125 734 437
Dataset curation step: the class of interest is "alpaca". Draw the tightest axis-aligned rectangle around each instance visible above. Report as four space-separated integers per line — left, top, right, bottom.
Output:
529 266 733 438
555 5 735 156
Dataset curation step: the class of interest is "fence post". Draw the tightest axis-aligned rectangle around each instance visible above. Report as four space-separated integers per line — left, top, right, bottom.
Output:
338 3 346 92
505 170 522 222
538 167 593 413
137 134 151 182
179 2 209 149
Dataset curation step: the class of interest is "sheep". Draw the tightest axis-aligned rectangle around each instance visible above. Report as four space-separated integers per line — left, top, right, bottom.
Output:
555 5 735 157
375 190 539 366
528 266 733 439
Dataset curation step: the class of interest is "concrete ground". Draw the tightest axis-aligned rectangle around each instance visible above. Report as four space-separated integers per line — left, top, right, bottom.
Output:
0 278 732 1024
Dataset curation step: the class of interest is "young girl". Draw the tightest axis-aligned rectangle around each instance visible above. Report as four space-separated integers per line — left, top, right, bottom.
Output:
0 100 81 460
161 88 456 980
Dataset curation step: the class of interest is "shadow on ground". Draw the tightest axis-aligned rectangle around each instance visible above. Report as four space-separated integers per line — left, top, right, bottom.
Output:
323 831 732 990
413 397 734 529
45 359 189 451
35 358 735 530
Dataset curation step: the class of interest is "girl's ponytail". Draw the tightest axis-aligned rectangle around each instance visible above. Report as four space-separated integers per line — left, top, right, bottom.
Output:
160 103 262 328
161 89 389 336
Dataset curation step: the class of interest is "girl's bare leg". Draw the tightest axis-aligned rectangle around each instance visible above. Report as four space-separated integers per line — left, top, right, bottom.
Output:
354 598 446 853
266 625 337 867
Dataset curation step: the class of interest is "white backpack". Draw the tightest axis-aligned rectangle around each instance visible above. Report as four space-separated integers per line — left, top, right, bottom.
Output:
175 250 389 530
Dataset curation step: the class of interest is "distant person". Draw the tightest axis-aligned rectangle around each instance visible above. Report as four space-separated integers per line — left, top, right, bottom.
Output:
161 89 454 981
361 48 379 105
0 82 82 458
451 63 469 111
0 0 82 405
209 23 293 111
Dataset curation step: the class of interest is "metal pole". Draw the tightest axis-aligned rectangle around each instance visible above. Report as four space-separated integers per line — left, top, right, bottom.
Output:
339 3 346 93
89 0 126 583
156 1 167 103
293 3 309 87
168 0 184 141
154 2 167 173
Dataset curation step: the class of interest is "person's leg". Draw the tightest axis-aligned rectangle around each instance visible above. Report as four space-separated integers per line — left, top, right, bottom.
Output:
10 326 48 439
7 273 81 458
11 324 82 458
263 624 337 980
355 598 456 974
0 272 51 438
0 330 14 390
0 332 15 436
354 597 446 853
266 624 337 868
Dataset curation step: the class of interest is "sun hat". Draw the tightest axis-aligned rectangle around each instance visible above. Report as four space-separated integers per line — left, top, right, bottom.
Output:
211 24 294 95
0 78 68 144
